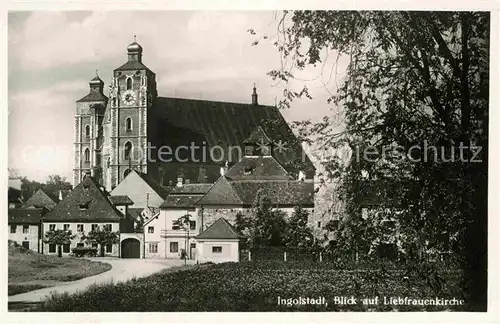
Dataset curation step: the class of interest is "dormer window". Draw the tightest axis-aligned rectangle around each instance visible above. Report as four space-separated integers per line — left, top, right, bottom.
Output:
245 145 255 156
79 202 89 210
244 166 254 175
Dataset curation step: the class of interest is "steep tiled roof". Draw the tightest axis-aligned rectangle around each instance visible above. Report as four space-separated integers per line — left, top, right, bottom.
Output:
195 175 314 207
148 97 315 183
230 181 314 206
244 126 272 144
225 156 292 181
44 176 124 222
135 171 170 198
8 187 23 204
196 217 245 240
76 92 108 103
169 184 213 194
108 195 134 206
127 208 143 221
8 208 46 225
160 195 204 208
22 189 57 210
196 177 243 205
115 60 152 72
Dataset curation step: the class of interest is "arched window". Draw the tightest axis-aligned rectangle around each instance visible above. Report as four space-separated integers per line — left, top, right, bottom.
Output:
126 77 133 90
126 117 132 131
85 125 90 137
124 141 132 160
112 97 117 107
124 168 132 178
84 148 90 162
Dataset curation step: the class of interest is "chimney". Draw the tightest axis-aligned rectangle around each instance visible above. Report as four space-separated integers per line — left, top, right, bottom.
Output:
298 171 306 182
220 161 229 177
252 83 258 105
176 176 183 187
58 190 63 201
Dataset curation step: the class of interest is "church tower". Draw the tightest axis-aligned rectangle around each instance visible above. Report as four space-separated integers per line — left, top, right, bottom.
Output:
73 74 108 187
104 38 157 190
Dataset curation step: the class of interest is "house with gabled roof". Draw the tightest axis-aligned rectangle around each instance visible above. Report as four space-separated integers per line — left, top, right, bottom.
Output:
195 217 246 263
144 183 211 259
22 189 57 210
8 207 48 253
110 169 169 225
42 173 140 257
147 135 315 260
195 145 315 232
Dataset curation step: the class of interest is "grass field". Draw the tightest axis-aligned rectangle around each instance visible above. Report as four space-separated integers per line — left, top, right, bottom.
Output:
8 244 112 296
35 261 465 312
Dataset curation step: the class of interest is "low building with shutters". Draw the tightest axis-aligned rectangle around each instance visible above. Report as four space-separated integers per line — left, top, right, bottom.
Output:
8 208 48 253
195 217 246 263
42 173 137 257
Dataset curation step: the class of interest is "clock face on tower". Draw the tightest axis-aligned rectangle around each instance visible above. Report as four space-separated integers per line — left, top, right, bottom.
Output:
121 90 137 106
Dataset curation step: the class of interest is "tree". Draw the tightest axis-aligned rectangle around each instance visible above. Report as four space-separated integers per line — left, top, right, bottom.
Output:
44 174 72 199
248 192 288 247
20 174 72 202
174 214 195 262
283 206 315 250
234 211 252 236
44 229 76 257
252 11 488 310
81 227 120 257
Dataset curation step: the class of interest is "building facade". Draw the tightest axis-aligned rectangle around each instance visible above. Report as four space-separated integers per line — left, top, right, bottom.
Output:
8 208 46 253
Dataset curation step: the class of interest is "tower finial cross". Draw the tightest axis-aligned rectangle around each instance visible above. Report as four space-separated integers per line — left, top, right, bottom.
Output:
134 35 136 42
96 69 99 77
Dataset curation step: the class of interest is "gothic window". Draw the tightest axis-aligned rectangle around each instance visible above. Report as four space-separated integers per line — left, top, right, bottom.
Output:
84 148 90 162
126 117 132 132
124 142 132 160
126 77 133 90
112 97 117 107
85 125 90 137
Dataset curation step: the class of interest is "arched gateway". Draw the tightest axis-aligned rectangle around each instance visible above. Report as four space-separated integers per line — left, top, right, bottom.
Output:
121 238 141 258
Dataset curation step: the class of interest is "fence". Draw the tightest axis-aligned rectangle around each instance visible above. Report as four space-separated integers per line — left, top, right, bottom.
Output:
240 247 322 263
239 246 459 269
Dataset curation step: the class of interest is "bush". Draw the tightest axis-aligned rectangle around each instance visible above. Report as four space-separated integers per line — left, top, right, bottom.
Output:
71 247 98 258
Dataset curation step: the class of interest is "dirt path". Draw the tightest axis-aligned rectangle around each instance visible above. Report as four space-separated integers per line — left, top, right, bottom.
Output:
8 258 188 304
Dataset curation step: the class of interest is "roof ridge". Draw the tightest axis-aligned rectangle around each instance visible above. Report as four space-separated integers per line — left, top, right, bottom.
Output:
159 96 277 108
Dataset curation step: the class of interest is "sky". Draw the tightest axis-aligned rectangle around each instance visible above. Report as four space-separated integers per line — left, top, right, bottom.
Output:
8 11 348 182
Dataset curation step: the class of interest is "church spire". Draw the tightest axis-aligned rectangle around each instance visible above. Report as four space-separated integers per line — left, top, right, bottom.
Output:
89 70 104 93
127 35 143 63
252 83 258 105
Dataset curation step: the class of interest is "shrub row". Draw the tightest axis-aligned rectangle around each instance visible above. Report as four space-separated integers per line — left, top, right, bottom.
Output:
70 247 98 258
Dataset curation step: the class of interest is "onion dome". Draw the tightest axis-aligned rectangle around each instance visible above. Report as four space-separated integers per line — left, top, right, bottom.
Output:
89 75 104 86
127 41 143 54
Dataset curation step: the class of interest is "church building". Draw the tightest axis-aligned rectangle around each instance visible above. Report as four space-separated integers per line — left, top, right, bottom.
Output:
73 39 315 196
